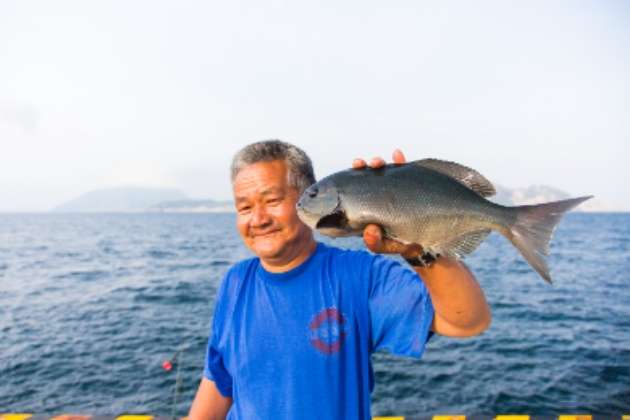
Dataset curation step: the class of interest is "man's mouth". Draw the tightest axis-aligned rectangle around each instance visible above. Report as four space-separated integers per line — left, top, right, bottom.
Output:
252 229 280 238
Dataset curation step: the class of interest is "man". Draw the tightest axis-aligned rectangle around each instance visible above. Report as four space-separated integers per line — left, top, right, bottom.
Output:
189 140 491 420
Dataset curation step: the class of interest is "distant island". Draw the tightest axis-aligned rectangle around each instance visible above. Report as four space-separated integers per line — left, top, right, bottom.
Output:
52 185 608 213
491 185 608 212
148 198 234 213
53 187 234 213
53 187 190 213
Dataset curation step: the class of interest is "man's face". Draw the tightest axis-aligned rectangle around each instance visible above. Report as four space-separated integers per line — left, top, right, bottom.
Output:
233 160 311 264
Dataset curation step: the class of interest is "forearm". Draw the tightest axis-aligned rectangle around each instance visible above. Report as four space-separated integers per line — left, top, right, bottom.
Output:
415 257 491 337
188 378 232 420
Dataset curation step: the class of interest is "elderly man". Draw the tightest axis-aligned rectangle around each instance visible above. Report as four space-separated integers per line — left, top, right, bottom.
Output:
189 140 491 420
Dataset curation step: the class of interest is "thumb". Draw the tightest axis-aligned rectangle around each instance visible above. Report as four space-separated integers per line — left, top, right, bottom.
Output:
363 224 383 252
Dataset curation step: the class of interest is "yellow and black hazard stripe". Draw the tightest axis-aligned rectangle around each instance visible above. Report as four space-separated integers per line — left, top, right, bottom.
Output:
1 414 628 420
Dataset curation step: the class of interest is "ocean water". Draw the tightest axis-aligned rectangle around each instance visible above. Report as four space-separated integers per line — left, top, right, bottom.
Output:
1 213 629 416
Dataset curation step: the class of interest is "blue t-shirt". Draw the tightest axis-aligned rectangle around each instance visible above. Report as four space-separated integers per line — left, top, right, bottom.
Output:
204 242 434 420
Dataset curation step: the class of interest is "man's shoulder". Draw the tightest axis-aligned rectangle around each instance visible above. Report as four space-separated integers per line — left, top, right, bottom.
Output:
225 256 259 281
316 242 383 277
231 255 259 272
319 242 367 257
319 242 390 266
320 242 416 283
216 256 259 296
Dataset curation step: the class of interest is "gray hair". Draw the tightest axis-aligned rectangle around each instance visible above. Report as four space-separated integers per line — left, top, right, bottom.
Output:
231 140 316 194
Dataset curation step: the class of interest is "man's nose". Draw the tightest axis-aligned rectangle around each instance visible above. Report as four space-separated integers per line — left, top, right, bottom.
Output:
250 205 271 227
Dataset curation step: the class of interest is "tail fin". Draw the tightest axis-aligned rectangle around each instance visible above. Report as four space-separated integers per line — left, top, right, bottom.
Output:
505 196 592 283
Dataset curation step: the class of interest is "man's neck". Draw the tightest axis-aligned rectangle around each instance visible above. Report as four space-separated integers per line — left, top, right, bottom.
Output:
260 236 318 273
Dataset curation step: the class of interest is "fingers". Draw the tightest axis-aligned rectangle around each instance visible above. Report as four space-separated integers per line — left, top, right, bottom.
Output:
363 224 422 256
400 242 423 259
352 157 385 169
363 224 383 252
353 150 406 170
352 158 367 169
369 157 386 168
381 237 418 255
392 149 406 164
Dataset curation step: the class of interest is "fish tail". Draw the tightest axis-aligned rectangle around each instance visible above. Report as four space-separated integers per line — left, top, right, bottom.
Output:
504 196 592 283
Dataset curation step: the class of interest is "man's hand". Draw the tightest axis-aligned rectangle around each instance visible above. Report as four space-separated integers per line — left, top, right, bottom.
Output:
352 149 422 260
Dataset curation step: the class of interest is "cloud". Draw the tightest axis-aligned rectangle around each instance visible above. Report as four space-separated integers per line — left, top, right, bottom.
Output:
0 100 40 133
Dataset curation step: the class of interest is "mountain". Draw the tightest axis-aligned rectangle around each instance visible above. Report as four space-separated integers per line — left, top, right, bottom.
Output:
491 184 570 206
53 187 189 212
149 198 234 213
490 185 604 211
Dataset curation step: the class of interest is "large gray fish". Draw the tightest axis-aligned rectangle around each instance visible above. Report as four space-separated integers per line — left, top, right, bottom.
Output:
296 159 592 282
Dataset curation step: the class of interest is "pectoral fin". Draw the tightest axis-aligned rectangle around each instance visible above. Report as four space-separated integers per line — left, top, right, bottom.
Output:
433 229 492 259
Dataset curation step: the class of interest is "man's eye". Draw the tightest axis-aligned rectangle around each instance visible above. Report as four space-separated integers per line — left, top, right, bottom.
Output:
238 206 251 214
267 198 282 205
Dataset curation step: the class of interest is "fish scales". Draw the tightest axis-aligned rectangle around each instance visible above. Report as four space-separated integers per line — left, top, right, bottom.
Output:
333 165 508 247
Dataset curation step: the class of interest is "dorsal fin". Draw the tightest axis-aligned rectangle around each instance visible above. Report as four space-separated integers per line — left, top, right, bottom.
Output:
413 158 496 197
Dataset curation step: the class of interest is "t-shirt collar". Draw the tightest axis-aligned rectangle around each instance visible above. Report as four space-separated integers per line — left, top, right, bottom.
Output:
256 242 325 282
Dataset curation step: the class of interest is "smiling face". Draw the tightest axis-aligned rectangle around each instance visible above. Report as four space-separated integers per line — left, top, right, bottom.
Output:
233 159 315 270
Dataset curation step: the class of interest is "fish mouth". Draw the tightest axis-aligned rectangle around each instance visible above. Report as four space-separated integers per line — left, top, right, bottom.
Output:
315 210 348 230
296 206 321 229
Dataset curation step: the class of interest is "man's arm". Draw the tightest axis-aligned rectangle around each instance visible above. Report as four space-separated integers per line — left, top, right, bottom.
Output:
416 256 490 336
188 377 233 420
363 224 491 337
355 150 492 338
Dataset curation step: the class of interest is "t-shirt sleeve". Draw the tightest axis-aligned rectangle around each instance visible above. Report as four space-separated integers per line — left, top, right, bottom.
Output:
367 254 434 358
203 270 234 398
203 331 233 397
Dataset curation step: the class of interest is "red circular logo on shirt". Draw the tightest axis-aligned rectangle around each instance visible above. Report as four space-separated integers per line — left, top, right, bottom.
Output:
309 307 347 354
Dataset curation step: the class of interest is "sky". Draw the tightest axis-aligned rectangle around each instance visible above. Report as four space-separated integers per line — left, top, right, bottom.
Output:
1 0 629 211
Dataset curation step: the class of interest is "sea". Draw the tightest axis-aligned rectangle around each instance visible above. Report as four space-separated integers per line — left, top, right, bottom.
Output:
1 212 629 416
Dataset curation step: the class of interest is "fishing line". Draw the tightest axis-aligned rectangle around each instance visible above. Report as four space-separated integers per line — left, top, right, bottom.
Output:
162 342 191 420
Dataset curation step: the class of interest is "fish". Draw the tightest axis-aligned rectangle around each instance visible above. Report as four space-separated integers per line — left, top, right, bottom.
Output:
296 158 592 282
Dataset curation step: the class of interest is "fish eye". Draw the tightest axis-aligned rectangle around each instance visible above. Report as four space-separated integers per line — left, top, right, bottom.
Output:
308 187 318 198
